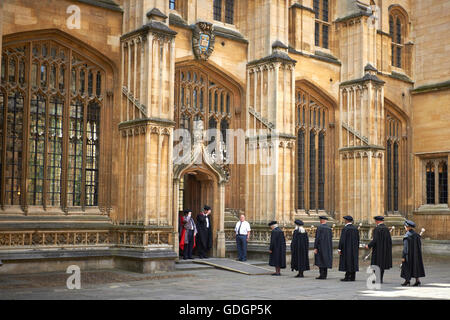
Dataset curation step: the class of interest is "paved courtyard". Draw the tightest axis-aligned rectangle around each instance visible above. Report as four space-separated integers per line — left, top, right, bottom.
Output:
1 256 449 300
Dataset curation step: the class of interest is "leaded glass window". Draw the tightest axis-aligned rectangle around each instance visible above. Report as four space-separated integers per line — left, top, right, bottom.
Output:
0 40 104 210
386 113 402 213
225 0 234 24
318 132 325 210
297 130 305 209
295 88 330 212
426 162 435 204
175 67 233 156
213 0 222 21
309 131 316 210
314 0 330 49
439 162 448 204
389 8 407 68
213 0 235 24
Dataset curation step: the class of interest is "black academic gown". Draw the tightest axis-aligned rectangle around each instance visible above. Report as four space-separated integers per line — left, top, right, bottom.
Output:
401 230 425 280
314 224 333 269
269 227 286 268
338 224 360 272
367 224 392 270
196 214 212 250
291 228 310 272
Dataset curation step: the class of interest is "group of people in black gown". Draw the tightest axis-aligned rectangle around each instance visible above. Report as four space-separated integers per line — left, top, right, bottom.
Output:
179 205 213 260
268 215 425 286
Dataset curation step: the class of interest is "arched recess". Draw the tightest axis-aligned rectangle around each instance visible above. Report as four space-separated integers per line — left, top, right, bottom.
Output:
0 29 117 215
295 79 337 216
384 97 409 216
174 59 245 214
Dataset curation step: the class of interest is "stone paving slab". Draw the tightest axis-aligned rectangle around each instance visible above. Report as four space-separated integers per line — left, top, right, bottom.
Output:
1 257 450 300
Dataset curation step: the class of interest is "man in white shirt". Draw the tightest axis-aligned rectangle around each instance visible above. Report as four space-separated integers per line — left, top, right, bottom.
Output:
235 215 251 261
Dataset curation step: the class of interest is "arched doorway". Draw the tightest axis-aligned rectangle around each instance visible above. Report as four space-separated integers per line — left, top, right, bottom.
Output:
182 170 214 219
173 144 228 258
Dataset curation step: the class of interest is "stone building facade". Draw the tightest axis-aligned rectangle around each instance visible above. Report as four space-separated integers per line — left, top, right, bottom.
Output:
0 0 449 273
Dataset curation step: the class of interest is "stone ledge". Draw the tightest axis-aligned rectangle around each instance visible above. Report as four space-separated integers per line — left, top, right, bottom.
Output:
340 73 385 86
76 0 123 12
288 47 342 66
389 71 414 84
290 3 315 14
0 222 112 230
334 11 372 23
414 205 450 215
411 80 450 94
247 51 297 67
0 247 177 261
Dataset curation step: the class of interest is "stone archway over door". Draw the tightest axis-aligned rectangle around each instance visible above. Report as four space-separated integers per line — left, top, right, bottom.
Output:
173 145 228 259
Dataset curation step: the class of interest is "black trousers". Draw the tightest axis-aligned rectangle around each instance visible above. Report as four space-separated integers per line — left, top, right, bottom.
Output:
183 230 194 259
319 267 328 278
197 237 209 258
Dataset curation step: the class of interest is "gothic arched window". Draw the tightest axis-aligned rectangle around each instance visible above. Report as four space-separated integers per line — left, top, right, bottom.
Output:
295 87 329 212
389 7 407 68
0 39 104 210
175 66 234 159
386 113 402 213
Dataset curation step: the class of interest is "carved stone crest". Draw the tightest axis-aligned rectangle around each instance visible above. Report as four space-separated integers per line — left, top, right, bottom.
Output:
192 21 215 60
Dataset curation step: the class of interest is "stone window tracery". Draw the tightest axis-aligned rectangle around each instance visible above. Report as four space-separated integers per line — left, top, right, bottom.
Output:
295 88 328 212
0 40 103 210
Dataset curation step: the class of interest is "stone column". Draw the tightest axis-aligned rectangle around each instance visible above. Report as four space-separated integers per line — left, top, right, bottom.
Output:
216 181 226 258
114 5 178 272
245 42 297 226
338 67 386 225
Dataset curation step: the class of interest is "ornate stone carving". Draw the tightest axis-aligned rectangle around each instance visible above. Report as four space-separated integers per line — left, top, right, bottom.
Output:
192 21 215 61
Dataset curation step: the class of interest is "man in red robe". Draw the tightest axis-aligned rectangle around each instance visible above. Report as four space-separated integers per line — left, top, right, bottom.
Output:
180 209 197 259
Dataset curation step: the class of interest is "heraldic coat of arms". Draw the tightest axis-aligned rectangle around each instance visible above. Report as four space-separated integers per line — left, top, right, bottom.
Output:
192 21 215 60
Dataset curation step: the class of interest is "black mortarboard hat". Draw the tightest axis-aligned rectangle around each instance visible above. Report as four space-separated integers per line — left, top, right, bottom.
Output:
204 205 211 211
374 216 384 221
318 216 329 220
268 221 277 226
294 219 304 226
343 216 353 221
404 220 416 228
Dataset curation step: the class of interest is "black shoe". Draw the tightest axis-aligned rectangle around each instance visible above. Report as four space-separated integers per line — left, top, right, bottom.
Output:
316 276 326 280
413 281 421 287
340 278 350 282
271 273 281 276
401 281 410 286
295 273 304 278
